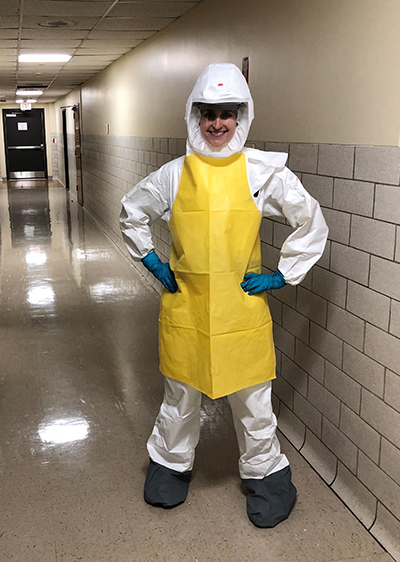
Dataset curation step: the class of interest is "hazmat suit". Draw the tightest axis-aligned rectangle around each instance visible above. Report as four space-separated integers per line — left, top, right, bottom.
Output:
120 63 328 527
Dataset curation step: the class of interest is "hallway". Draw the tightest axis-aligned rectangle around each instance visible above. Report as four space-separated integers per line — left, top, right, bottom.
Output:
0 180 393 562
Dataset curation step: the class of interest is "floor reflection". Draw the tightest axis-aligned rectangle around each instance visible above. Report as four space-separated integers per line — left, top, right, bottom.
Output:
38 417 90 445
7 181 51 247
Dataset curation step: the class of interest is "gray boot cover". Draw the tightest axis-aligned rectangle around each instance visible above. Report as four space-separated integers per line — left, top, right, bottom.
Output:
242 466 297 528
144 460 192 509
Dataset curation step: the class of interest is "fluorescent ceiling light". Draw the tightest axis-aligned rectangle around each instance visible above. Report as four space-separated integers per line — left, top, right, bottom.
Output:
19 54 71 63
15 99 24 103
26 99 37 103
16 89 43 96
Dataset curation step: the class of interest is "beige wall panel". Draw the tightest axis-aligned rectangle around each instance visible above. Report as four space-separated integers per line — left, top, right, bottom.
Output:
71 0 400 145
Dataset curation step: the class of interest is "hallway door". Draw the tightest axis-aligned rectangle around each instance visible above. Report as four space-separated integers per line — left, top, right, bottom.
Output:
3 109 47 180
72 105 83 206
62 108 70 190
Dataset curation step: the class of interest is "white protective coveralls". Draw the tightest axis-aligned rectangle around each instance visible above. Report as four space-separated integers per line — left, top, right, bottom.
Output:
120 63 328 480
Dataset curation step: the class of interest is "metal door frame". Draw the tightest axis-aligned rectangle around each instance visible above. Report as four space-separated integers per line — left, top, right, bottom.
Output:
72 104 83 206
61 108 70 190
2 108 48 181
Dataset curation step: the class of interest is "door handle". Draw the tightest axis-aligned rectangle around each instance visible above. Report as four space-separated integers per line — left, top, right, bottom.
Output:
8 145 42 150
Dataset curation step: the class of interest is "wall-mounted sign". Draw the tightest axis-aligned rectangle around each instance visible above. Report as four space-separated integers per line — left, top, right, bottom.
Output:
18 122 28 131
20 102 31 111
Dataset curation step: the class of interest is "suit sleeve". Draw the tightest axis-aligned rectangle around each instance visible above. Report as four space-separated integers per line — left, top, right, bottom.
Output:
262 167 329 285
119 165 171 261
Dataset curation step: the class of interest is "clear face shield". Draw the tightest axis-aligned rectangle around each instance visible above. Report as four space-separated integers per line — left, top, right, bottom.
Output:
195 103 240 148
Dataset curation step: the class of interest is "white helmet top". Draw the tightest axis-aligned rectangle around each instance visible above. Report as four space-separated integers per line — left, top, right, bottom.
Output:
185 63 254 158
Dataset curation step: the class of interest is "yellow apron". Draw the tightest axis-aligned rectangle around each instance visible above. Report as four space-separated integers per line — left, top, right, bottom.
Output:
159 153 276 399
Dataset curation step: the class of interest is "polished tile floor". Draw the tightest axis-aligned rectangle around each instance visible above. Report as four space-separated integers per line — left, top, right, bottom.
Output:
0 180 393 562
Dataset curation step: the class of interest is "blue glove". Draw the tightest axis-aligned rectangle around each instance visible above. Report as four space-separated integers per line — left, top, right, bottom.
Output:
142 251 178 293
241 269 286 295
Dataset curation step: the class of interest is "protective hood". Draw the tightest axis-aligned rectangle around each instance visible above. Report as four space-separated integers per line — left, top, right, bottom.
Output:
185 63 254 158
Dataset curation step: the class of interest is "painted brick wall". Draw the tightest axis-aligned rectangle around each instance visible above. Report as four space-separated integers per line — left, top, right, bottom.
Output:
265 141 400 561
51 132 65 187
80 134 400 561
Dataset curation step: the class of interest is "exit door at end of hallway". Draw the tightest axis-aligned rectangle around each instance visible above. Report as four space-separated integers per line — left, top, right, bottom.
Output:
3 109 47 180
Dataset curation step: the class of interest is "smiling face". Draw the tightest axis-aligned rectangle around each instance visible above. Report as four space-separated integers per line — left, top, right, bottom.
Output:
199 107 237 147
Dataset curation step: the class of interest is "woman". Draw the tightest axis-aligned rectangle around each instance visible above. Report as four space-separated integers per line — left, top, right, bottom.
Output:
120 63 328 528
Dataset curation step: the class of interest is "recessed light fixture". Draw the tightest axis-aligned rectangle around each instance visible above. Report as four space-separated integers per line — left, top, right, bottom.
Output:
19 54 71 63
15 99 24 103
27 99 37 103
16 89 43 96
38 20 77 28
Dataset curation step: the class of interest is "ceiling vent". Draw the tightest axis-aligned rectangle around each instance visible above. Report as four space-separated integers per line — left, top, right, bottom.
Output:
38 20 77 28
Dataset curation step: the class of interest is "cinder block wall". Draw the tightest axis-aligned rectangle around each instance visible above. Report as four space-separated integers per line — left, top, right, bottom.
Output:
51 132 65 187
80 134 400 560
50 134 59 181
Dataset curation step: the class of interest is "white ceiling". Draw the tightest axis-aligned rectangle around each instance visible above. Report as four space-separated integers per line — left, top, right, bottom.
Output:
0 0 203 103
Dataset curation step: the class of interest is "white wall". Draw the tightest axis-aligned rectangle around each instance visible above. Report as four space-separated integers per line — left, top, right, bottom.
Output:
77 0 400 146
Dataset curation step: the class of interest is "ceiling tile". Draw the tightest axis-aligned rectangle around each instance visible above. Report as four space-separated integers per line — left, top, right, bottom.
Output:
0 16 19 28
52 79 89 84
0 30 18 39
1 0 205 104
65 55 115 64
22 16 99 29
22 29 88 40
97 17 171 30
21 39 82 48
17 75 60 82
58 67 100 72
108 1 195 18
17 81 53 88
0 0 20 17
17 68 60 73
18 62 65 69
23 2 113 18
89 30 155 40
76 52 125 59
20 48 76 54
43 88 72 96
53 74 91 79
0 39 18 48
77 46 130 54
81 39 142 47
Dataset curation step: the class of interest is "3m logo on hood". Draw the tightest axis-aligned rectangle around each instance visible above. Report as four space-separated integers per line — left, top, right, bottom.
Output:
185 63 254 159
